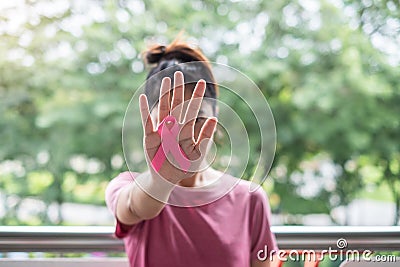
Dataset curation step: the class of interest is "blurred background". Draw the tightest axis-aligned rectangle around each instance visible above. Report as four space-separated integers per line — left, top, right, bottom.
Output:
0 0 399 228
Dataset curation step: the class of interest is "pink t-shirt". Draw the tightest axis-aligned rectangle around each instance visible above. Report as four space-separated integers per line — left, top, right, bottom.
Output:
105 171 277 267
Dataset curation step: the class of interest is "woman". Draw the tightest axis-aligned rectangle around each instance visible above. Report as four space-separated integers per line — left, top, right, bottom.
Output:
105 38 277 267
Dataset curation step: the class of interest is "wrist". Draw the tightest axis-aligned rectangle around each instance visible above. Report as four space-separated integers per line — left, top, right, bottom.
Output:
151 169 183 185
135 171 176 203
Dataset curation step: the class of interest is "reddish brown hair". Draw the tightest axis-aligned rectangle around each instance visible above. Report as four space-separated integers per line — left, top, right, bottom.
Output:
142 38 218 116
144 39 210 65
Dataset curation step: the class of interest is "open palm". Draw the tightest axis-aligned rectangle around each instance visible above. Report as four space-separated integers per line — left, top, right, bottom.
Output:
139 71 217 183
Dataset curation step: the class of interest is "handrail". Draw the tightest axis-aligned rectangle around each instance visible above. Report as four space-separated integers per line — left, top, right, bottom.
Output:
0 226 399 252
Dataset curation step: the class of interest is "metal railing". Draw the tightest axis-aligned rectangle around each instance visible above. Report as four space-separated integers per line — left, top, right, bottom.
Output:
0 226 399 252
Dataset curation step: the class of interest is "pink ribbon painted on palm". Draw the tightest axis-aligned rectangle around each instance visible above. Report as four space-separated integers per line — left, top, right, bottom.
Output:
151 115 191 173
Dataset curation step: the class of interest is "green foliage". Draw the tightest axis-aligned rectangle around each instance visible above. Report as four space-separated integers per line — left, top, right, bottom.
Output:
0 0 399 225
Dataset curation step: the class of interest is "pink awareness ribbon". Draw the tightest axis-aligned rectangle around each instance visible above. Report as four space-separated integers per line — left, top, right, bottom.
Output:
151 115 191 173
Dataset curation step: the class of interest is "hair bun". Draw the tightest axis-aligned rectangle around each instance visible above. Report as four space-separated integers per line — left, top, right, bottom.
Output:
145 45 166 64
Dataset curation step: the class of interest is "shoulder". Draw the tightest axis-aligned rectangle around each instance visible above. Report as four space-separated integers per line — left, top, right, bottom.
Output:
229 175 268 200
105 171 137 195
216 171 269 207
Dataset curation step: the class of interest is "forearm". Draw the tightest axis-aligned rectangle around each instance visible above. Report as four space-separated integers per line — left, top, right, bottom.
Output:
116 171 177 225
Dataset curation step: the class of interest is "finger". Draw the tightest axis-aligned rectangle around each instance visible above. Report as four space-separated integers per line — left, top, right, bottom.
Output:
183 79 206 127
139 94 154 136
171 71 184 121
158 77 171 125
196 117 218 145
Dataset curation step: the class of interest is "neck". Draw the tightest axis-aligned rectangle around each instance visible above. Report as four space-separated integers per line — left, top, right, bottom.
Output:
178 171 205 187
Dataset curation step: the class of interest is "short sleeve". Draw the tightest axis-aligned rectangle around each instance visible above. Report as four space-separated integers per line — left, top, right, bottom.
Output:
249 187 278 261
105 171 138 238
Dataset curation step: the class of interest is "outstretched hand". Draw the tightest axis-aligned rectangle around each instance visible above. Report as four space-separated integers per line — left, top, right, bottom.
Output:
139 71 218 183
